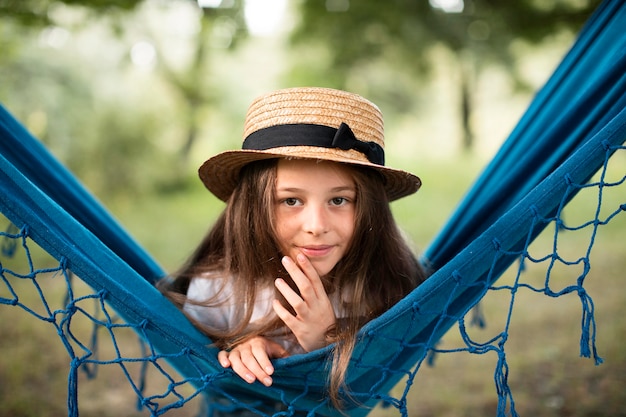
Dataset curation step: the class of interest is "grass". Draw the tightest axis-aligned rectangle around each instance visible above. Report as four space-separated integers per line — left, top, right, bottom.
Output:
0 154 624 416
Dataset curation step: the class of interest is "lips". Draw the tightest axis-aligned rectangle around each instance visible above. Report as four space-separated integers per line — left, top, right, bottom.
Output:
298 245 334 258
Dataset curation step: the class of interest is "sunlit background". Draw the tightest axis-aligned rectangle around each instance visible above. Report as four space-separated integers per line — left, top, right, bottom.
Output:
2 0 623 416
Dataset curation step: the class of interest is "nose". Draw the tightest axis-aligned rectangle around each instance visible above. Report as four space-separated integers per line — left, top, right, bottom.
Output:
302 203 329 235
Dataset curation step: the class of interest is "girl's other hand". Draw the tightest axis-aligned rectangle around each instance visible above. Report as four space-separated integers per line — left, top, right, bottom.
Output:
218 336 288 387
273 254 336 352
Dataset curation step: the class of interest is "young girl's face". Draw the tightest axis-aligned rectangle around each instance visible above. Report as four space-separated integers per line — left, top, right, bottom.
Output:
273 159 356 277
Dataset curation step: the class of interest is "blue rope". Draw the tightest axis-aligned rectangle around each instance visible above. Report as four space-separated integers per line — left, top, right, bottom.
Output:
0 0 624 414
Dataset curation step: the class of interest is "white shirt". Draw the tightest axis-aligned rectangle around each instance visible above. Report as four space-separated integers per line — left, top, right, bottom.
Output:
183 275 351 354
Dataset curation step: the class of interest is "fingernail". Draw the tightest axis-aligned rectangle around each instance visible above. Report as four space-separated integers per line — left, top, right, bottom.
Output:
263 377 273 386
265 366 274 374
296 253 306 263
245 373 255 383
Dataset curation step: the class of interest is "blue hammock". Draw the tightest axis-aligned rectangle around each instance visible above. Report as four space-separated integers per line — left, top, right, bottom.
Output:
0 0 624 415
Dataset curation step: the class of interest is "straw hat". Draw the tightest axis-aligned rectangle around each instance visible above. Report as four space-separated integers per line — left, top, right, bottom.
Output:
199 87 421 202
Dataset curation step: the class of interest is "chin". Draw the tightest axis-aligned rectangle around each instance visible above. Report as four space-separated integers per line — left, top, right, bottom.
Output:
310 262 336 278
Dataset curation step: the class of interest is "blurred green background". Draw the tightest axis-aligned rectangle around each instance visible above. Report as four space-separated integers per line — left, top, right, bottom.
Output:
1 0 624 415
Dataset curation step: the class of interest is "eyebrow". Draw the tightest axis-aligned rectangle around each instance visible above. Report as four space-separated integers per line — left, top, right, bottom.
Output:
275 185 356 193
330 186 356 193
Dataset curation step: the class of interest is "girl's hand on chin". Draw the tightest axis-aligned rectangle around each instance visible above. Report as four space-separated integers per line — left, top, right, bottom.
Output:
273 254 336 352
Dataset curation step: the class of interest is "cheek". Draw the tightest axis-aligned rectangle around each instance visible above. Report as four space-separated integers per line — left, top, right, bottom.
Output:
273 221 291 251
343 212 356 239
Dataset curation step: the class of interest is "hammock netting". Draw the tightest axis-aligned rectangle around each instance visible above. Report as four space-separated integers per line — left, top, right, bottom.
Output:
1 0 625 415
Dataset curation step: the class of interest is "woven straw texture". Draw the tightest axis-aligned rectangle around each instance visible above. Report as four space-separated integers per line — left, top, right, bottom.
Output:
199 87 420 202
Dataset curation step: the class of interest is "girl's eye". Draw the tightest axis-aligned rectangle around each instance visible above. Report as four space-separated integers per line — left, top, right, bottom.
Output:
330 197 348 206
284 197 300 206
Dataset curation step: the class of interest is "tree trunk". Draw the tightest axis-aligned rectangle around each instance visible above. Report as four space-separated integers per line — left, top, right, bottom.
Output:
460 57 474 152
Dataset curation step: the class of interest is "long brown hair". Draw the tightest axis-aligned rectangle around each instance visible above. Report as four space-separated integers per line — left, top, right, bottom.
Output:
160 158 426 408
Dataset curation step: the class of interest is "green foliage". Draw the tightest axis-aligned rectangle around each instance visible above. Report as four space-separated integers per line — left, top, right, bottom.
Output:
0 0 143 26
1 0 601 198
291 0 601 81
288 0 602 149
0 0 252 199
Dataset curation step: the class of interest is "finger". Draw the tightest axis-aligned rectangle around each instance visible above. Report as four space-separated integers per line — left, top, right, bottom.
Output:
274 277 305 312
251 344 276 386
217 350 231 368
266 340 290 360
252 346 275 377
273 297 296 327
294 253 327 295
226 349 257 384
281 256 317 300
239 346 273 386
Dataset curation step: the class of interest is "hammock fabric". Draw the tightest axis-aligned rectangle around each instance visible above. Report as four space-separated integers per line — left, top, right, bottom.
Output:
0 0 625 415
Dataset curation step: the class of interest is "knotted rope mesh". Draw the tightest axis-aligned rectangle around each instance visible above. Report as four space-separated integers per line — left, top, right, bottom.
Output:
1 140 623 416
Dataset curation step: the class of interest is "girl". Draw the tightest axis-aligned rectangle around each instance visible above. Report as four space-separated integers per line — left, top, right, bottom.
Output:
161 87 427 410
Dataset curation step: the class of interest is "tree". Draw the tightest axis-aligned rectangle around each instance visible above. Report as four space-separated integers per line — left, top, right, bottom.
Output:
290 0 602 151
150 1 249 164
0 0 250 195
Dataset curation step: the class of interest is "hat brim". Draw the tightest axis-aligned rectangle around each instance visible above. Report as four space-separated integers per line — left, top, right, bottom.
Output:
198 147 421 202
